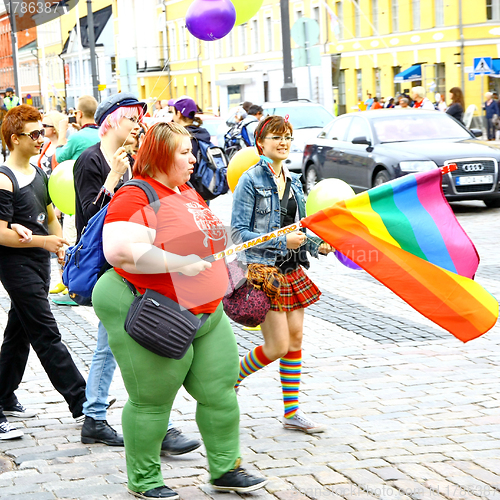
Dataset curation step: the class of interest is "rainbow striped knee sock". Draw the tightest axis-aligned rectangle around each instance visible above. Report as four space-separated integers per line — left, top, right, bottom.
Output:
280 350 302 419
235 345 272 388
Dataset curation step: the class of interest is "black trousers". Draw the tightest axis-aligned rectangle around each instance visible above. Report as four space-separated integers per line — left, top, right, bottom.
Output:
487 118 496 140
0 265 86 421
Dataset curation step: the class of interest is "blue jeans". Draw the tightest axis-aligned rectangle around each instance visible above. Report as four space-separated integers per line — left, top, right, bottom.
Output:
83 321 174 429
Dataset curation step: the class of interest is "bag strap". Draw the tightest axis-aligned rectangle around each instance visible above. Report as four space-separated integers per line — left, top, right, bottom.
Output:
122 179 161 213
279 177 292 226
0 165 19 197
122 278 210 327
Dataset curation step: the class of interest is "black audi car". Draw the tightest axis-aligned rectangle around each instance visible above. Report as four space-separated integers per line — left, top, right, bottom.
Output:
302 109 500 208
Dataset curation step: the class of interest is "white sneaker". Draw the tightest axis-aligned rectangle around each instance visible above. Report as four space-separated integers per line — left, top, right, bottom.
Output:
0 421 23 440
282 410 326 434
3 402 37 419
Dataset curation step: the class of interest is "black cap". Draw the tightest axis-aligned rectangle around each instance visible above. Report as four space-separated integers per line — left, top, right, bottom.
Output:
94 92 147 126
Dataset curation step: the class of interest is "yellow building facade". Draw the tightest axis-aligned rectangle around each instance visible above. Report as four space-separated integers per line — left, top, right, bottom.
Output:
126 0 500 119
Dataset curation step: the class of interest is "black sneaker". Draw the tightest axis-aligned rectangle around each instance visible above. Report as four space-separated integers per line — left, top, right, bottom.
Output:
213 467 268 493
81 416 124 446
0 421 23 440
128 486 179 499
2 402 37 419
161 427 201 456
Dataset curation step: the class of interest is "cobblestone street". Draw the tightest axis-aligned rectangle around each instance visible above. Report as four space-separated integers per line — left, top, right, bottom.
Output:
0 194 499 500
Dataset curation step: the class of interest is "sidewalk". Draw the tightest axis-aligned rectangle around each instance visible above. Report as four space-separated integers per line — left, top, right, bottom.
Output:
0 195 499 500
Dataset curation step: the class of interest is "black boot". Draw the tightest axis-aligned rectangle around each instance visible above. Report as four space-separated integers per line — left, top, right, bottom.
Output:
81 416 124 446
213 466 267 493
160 427 201 456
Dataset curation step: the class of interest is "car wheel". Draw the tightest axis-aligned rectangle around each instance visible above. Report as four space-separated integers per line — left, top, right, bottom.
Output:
484 198 500 208
305 165 320 194
373 169 390 187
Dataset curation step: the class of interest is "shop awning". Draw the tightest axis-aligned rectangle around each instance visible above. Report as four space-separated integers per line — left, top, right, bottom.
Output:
394 65 422 83
490 59 500 78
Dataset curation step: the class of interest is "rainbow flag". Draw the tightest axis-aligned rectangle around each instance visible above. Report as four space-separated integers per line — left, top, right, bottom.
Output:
302 168 498 342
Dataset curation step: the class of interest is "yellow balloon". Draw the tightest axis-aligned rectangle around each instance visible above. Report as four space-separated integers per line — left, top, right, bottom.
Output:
306 178 355 216
231 0 264 25
48 160 76 215
227 147 260 192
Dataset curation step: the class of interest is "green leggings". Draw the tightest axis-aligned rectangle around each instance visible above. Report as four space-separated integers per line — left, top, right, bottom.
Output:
92 270 240 493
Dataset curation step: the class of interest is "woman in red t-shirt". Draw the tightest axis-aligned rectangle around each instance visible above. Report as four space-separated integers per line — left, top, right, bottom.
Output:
91 122 267 499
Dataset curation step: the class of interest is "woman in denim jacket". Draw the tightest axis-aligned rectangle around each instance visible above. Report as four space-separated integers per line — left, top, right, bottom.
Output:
231 115 332 433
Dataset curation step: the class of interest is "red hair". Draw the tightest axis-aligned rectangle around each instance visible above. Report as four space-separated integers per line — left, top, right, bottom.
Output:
1 105 41 151
133 122 191 178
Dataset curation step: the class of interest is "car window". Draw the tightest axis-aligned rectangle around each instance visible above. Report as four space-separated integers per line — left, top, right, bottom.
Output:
373 113 472 142
345 117 371 142
326 117 351 141
263 105 334 129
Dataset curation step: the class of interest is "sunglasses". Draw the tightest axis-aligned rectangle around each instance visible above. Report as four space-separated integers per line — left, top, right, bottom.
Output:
19 129 45 141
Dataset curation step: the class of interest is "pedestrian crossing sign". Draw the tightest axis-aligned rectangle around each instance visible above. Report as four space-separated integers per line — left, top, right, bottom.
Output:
474 57 492 75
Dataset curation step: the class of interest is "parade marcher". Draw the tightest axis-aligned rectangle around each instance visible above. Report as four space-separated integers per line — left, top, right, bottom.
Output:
446 87 465 124
238 104 264 146
371 97 383 109
364 93 374 110
37 111 65 177
484 92 499 140
230 115 333 433
0 98 8 159
92 121 268 499
411 87 435 110
4 88 20 111
74 93 200 454
0 105 86 439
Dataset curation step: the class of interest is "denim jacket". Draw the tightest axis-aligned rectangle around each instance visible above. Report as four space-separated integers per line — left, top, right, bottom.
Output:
231 158 320 267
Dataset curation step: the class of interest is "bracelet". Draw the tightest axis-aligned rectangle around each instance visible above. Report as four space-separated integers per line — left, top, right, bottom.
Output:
110 167 124 177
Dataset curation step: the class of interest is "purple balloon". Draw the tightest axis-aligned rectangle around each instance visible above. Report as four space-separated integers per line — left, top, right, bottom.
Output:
186 0 236 41
334 250 362 270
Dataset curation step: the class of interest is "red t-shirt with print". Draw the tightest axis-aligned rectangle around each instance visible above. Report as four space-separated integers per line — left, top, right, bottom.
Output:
104 177 229 315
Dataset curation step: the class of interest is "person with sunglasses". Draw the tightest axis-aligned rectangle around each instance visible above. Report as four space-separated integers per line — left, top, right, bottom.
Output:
231 115 333 433
74 93 201 455
0 105 87 439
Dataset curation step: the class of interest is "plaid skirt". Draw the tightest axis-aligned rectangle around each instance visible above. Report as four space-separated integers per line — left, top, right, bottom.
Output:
270 266 321 312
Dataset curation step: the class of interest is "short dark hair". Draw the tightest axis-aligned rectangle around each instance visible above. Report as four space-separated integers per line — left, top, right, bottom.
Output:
241 101 253 112
248 105 263 116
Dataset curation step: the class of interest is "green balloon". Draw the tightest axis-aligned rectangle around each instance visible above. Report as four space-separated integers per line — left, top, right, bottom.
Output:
48 160 76 215
231 0 263 25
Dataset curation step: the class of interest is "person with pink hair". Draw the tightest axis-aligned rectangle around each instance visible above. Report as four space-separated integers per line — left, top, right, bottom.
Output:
73 93 201 456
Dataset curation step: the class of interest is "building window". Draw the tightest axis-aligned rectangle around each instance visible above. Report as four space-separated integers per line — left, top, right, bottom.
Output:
487 0 500 20
372 0 378 34
392 0 399 32
356 68 362 101
336 1 344 40
295 10 303 21
338 69 346 115
239 24 247 55
180 26 187 60
393 66 401 96
412 0 420 29
265 17 273 51
374 67 381 97
251 19 259 54
169 27 177 61
436 62 446 96
353 0 360 37
226 31 234 57
313 6 320 24
435 0 444 26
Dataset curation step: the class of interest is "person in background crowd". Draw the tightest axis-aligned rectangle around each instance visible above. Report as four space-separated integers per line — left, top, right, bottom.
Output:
37 111 65 177
484 92 499 140
0 105 86 440
435 93 448 112
411 87 435 110
364 93 374 110
74 93 200 454
398 97 410 109
226 101 252 126
92 121 268 499
385 97 395 109
171 96 213 199
0 98 8 159
371 97 383 110
446 87 465 124
238 104 264 146
4 88 20 111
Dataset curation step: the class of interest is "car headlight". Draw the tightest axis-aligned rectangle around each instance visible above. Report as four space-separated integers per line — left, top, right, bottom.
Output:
399 161 438 172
